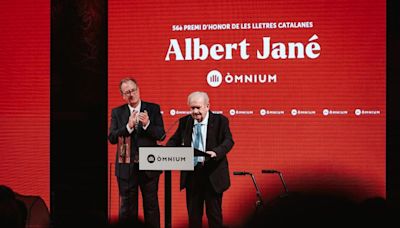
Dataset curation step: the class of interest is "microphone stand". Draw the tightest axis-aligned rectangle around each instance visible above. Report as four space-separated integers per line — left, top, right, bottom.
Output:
262 169 289 197
233 171 264 211
250 173 264 210
278 172 289 195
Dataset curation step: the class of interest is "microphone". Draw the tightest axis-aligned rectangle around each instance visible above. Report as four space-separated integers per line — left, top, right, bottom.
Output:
262 169 280 174
233 171 251 175
262 169 289 193
160 118 180 141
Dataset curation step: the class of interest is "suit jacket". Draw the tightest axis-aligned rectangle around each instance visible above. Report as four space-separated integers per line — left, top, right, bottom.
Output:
167 111 234 193
108 101 165 179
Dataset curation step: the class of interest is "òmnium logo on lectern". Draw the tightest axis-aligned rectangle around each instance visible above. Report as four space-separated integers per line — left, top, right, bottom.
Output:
147 154 155 163
139 147 194 171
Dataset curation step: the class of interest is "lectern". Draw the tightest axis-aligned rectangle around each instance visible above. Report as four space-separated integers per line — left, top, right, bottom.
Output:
139 147 196 228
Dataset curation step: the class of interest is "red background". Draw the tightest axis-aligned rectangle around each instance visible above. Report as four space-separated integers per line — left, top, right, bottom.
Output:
0 0 387 226
0 1 50 207
108 0 385 227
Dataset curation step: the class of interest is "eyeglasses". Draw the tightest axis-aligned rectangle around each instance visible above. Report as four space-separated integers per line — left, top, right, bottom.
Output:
122 88 138 96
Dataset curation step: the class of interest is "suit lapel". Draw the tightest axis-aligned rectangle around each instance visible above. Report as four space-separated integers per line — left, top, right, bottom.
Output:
206 111 215 150
121 104 130 125
140 101 147 112
184 116 194 147
137 101 148 131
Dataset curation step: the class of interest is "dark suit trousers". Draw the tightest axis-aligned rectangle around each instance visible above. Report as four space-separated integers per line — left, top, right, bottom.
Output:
117 164 160 228
186 164 223 228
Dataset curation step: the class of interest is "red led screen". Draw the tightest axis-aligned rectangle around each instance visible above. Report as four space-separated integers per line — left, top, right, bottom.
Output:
108 1 385 226
0 1 50 208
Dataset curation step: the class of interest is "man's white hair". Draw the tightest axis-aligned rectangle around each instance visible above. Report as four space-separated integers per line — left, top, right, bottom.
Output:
187 91 209 105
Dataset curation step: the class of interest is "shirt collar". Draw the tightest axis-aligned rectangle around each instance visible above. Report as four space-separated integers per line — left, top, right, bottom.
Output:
128 100 141 113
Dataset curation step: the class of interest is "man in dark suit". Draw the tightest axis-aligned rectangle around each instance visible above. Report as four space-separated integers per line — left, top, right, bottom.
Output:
108 78 165 228
167 91 234 228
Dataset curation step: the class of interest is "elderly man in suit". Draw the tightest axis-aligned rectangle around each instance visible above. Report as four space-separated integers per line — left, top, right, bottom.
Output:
167 91 234 228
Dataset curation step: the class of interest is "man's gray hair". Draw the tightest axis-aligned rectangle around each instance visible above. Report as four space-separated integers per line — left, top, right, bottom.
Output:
187 91 209 105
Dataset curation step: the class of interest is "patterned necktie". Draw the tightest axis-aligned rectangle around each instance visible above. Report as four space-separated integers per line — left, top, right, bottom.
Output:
132 109 139 129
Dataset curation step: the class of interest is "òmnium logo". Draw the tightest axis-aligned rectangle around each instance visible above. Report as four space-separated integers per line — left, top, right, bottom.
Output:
206 69 277 87
147 154 155 163
207 70 223 87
